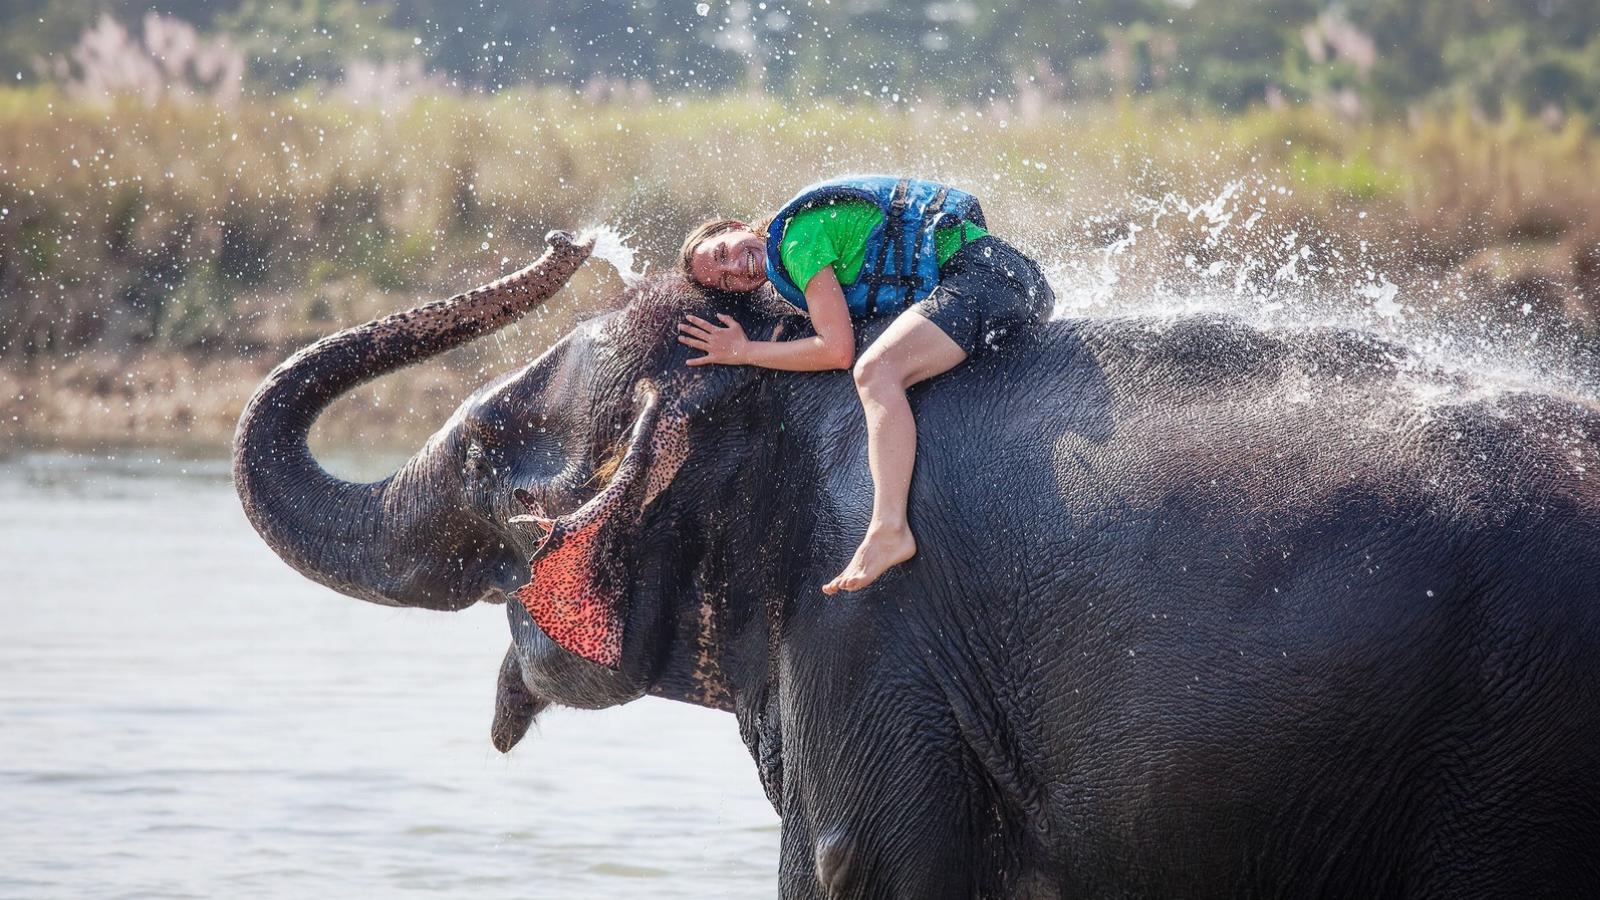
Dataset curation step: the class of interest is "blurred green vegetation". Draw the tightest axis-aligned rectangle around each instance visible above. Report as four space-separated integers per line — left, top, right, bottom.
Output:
3 1 1598 119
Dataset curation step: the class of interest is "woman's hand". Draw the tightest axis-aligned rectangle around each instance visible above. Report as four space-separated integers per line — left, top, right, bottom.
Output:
677 269 853 373
678 314 751 366
676 265 852 372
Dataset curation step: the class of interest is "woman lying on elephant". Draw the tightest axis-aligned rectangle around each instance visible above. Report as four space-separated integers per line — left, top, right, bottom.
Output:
677 175 1053 593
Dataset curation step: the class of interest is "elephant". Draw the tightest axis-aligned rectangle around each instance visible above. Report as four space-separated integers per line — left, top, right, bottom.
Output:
235 231 1600 897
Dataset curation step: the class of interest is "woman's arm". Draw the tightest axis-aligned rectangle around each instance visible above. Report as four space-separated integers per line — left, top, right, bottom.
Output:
679 266 855 371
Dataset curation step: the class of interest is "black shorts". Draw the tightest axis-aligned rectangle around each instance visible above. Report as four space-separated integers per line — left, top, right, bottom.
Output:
910 236 1054 356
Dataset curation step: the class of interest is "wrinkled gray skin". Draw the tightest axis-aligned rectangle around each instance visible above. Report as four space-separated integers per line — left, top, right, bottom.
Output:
236 233 1600 898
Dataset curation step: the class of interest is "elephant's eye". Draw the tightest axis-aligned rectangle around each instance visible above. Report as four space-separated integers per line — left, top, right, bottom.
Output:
464 440 493 478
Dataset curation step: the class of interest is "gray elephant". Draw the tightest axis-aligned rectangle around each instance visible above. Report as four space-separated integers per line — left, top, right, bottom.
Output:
235 232 1600 897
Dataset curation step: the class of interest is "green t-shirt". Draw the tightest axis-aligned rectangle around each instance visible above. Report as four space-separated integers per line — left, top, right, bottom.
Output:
776 199 989 294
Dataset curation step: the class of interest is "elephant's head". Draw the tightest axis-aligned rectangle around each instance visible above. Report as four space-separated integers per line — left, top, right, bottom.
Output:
234 231 788 720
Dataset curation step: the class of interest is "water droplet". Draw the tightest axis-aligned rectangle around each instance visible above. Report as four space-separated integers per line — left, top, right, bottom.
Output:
695 2 710 15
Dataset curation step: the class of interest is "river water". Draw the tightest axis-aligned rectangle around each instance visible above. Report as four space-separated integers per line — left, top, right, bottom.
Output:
0 451 779 899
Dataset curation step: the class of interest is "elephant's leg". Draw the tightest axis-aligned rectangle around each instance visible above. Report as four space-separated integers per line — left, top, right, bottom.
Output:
778 806 825 899
780 773 982 900
780 689 989 899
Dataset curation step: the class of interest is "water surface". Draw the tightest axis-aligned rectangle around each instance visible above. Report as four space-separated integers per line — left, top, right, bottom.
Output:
0 452 778 898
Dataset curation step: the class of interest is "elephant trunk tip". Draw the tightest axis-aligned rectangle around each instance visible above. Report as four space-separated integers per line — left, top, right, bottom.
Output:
540 229 595 276
553 228 598 255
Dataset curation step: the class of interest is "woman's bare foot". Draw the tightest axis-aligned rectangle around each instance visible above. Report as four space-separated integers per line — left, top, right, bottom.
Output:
822 522 917 594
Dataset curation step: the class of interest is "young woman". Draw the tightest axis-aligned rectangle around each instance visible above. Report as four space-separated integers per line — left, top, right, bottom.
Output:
676 175 1053 593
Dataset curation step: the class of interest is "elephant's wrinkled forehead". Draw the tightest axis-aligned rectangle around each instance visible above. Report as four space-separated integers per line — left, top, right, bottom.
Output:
438 332 595 448
492 315 614 403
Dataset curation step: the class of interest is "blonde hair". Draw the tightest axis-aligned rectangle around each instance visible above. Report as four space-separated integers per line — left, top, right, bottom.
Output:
677 216 774 280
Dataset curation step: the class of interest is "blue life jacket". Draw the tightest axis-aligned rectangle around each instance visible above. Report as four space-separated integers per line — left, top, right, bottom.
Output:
764 175 986 317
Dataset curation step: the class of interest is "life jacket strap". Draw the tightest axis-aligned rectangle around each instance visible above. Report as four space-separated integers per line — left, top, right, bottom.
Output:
914 185 951 307
863 178 911 317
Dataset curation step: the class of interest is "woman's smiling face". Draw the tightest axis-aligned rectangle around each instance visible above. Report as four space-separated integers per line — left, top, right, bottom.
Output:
687 227 768 293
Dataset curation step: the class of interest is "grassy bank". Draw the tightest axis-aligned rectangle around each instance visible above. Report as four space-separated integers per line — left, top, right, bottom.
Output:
3 88 1598 451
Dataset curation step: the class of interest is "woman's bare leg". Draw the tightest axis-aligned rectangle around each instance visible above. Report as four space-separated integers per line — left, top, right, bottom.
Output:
822 313 967 594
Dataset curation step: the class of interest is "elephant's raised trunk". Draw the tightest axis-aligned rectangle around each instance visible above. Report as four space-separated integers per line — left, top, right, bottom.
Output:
232 231 593 609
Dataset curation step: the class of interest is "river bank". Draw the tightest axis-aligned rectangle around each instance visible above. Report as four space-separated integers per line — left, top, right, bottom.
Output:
1 347 485 454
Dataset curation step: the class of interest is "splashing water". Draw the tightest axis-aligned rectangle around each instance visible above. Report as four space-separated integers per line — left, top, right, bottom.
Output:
585 225 650 287
1031 177 1600 412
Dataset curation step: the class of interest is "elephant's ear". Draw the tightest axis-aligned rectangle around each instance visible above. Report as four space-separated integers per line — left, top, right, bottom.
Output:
512 381 691 669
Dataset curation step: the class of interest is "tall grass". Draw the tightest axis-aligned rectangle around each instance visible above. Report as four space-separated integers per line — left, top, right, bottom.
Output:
6 87 1598 354
2 87 1597 448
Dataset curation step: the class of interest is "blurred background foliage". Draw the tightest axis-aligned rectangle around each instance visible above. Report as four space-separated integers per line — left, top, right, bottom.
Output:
1 1 1597 450
4 0 1599 114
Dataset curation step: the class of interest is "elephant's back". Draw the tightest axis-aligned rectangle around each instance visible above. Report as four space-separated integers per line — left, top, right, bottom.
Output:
919 312 1600 533
905 314 1600 890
